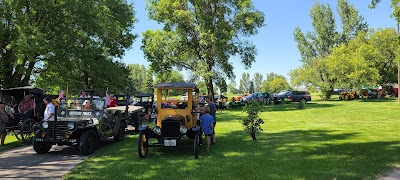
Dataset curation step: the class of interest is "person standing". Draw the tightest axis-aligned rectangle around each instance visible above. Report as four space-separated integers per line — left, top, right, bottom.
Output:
199 106 214 151
0 101 14 145
206 96 217 144
43 97 55 121
109 94 117 107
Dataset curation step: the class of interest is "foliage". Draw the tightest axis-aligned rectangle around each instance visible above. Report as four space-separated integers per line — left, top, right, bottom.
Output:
127 64 149 94
154 70 185 84
239 72 250 93
261 72 290 93
253 72 263 92
249 81 254 93
298 99 306 109
291 0 368 99
142 0 265 101
242 101 264 140
0 0 137 89
227 80 239 94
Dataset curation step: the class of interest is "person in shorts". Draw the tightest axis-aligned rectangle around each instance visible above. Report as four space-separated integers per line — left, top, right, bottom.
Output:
199 106 214 151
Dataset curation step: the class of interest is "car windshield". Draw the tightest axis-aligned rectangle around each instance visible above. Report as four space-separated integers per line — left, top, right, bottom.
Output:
68 98 105 110
278 91 289 95
160 89 189 109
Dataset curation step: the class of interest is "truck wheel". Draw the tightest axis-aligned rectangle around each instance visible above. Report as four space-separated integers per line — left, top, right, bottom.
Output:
114 123 125 142
138 131 148 159
194 131 200 159
33 131 52 154
79 130 97 156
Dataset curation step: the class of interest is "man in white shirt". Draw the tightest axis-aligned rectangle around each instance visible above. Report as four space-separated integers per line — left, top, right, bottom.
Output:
43 97 55 121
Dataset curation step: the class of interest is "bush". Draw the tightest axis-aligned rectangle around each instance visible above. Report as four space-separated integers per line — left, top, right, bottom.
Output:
298 99 305 109
242 101 264 140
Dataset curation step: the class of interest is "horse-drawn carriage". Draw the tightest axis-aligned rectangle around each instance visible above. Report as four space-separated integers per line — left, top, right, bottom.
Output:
0 86 49 144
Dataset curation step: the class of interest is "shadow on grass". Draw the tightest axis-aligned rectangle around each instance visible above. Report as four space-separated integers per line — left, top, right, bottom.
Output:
65 129 400 180
356 98 397 103
0 140 23 152
263 102 337 112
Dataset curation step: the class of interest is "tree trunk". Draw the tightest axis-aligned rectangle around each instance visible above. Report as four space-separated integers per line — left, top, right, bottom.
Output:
250 132 256 140
206 78 215 102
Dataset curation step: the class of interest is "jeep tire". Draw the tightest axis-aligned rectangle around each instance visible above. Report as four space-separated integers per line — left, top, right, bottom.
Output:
114 123 125 142
79 130 97 156
33 132 52 154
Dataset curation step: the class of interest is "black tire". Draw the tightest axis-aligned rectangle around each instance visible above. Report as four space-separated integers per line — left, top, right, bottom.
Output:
21 118 36 145
194 131 200 159
114 123 125 142
33 131 52 154
138 131 148 159
79 130 97 156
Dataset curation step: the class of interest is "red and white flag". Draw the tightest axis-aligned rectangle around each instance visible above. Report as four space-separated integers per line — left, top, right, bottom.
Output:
106 89 111 106
58 90 64 102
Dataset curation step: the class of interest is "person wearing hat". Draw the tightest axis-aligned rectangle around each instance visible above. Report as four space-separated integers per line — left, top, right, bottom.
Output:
43 97 55 121
0 101 14 145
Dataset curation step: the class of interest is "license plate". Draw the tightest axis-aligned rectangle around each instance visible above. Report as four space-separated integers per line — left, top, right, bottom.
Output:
70 139 77 143
56 136 64 140
164 140 176 146
35 138 43 142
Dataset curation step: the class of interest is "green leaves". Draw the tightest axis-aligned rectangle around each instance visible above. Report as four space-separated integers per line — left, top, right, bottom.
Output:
143 0 264 96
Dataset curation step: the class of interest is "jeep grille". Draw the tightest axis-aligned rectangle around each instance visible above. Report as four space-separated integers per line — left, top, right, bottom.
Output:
48 121 69 139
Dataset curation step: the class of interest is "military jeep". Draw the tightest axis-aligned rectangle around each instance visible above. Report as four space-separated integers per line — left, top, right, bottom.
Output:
33 97 130 155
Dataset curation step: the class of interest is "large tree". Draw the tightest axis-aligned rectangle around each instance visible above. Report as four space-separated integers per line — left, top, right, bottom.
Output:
291 0 368 99
253 72 263 92
128 64 148 94
239 72 250 94
142 0 264 101
227 80 238 94
261 73 290 93
0 0 136 89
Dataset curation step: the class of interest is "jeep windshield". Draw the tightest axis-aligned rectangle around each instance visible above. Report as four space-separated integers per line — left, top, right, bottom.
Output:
68 98 105 110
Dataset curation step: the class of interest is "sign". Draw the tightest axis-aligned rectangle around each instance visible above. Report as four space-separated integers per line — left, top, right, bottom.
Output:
164 140 176 146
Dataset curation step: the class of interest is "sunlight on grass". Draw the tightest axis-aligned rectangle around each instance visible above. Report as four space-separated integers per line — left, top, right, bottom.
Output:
64 99 400 180
0 133 22 152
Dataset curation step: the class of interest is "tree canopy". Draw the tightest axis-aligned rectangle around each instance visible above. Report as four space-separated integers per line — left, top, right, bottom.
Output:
141 0 264 100
261 73 290 93
0 0 137 93
291 0 368 99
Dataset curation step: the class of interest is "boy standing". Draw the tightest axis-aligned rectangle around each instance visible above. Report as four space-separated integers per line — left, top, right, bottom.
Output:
199 106 214 151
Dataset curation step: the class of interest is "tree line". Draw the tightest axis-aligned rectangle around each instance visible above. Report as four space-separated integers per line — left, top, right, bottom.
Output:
290 0 399 100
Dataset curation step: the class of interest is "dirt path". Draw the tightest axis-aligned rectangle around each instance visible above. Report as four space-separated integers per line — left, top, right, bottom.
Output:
379 168 400 180
0 145 86 180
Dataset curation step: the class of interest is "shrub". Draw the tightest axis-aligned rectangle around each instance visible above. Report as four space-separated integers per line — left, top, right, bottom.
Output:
242 101 264 140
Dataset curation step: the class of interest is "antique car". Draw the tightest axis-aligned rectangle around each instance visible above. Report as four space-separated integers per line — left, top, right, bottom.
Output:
137 82 202 159
114 94 133 106
0 86 48 144
33 97 143 155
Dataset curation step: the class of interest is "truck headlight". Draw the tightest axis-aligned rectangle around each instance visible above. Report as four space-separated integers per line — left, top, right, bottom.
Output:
68 122 75 130
153 126 161 134
179 125 187 134
42 121 49 129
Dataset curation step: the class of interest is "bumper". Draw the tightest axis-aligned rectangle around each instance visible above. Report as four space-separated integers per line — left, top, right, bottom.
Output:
35 137 77 143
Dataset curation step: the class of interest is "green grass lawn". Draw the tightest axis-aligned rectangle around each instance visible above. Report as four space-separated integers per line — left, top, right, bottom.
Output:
0 133 23 152
64 98 400 180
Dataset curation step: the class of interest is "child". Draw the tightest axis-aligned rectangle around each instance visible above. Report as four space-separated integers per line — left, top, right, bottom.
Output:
199 106 214 151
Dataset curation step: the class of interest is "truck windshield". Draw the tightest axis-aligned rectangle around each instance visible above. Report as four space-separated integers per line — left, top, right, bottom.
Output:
69 98 105 110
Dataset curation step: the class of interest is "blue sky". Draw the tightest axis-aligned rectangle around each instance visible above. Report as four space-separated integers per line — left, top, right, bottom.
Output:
121 0 396 87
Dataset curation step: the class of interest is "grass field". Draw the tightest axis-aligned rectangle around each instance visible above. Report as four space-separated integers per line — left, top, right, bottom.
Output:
60 98 400 179
0 133 23 152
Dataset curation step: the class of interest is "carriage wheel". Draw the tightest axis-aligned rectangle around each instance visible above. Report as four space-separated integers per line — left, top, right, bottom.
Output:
138 131 148 159
20 118 36 145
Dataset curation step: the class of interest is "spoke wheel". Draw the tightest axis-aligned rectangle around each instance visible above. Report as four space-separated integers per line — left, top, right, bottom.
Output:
20 118 36 144
138 131 148 159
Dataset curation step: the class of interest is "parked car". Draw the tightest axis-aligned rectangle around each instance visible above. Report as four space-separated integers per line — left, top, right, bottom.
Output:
274 90 311 103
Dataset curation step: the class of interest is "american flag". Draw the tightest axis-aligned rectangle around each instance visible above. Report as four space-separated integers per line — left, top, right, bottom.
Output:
106 89 111 106
58 90 64 102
